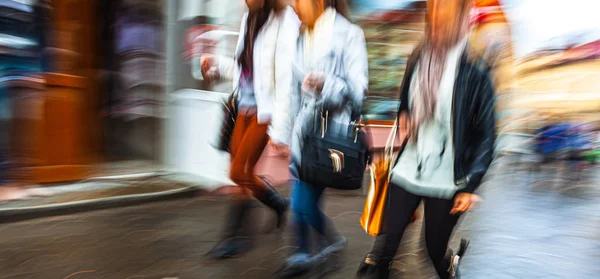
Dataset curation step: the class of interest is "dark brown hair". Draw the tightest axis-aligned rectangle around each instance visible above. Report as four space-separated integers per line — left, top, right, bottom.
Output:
239 0 284 74
324 0 350 20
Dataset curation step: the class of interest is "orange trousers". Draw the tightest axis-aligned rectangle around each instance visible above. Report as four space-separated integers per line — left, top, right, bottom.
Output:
229 109 269 198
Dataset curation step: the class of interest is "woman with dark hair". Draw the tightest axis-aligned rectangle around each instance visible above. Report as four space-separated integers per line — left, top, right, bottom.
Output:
201 0 301 259
276 0 367 275
356 0 496 278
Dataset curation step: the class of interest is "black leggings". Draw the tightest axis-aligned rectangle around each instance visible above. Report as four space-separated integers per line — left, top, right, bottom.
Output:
370 184 461 278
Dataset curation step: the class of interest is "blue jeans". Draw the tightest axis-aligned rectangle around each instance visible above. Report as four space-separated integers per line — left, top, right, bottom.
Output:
291 180 328 254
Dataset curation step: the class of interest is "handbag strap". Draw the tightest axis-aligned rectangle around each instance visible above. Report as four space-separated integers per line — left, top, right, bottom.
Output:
383 116 411 179
384 118 399 160
319 109 328 138
318 109 359 141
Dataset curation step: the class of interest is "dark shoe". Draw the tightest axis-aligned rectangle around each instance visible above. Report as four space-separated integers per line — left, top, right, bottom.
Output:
446 238 470 279
444 249 455 278
356 254 389 279
356 254 377 278
309 235 347 268
257 175 290 231
274 253 314 278
319 236 347 256
206 237 251 259
318 238 347 278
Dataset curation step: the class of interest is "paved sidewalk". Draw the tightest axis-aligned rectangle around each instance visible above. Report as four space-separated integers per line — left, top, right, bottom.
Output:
0 152 290 211
0 160 164 205
0 159 598 278
0 147 295 222
0 172 208 224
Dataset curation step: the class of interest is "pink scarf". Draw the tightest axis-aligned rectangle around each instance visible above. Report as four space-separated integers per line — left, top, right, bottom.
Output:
411 4 471 135
411 43 448 133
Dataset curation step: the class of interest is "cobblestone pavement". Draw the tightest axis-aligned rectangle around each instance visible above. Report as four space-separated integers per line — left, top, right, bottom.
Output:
0 160 599 279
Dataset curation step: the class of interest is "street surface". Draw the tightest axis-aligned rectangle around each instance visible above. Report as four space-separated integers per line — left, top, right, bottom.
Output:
1 159 599 278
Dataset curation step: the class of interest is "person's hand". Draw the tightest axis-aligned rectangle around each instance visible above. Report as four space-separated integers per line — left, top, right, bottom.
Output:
450 193 480 215
398 111 412 141
270 141 290 158
201 54 220 80
302 72 326 95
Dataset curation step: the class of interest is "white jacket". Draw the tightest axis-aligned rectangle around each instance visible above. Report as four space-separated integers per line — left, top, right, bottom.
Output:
218 6 300 146
288 13 369 177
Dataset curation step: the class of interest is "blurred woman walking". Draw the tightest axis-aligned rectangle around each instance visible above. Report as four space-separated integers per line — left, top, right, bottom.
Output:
201 0 300 259
277 0 369 276
356 0 496 278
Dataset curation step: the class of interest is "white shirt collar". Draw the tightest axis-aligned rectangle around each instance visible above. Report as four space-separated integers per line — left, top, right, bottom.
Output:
304 8 337 67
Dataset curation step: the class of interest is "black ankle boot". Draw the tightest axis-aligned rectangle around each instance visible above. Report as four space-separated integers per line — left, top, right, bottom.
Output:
257 176 289 230
356 254 377 278
206 199 253 259
356 254 390 279
445 238 470 279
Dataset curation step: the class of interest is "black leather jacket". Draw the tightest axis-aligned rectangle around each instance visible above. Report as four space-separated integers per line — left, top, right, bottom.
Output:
395 43 496 194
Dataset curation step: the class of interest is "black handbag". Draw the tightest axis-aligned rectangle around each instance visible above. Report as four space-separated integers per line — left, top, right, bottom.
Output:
217 20 281 153
217 91 238 152
299 110 370 190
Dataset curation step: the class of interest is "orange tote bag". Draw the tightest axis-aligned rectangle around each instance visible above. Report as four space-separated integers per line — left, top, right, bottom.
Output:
360 118 401 236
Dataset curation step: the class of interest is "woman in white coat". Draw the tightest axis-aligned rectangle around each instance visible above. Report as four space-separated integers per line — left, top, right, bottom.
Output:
201 0 300 259
280 0 368 273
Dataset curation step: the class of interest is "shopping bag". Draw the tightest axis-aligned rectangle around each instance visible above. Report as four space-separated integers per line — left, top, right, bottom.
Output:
360 154 392 236
360 117 400 236
360 118 414 236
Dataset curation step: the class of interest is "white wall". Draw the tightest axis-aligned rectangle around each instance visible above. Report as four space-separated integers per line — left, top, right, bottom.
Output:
501 0 600 60
177 0 246 25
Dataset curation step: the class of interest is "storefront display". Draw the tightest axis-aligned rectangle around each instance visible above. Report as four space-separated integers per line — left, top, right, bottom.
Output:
95 0 168 161
164 0 243 188
0 0 49 183
7 0 102 183
351 0 426 121
170 0 243 94
110 0 165 119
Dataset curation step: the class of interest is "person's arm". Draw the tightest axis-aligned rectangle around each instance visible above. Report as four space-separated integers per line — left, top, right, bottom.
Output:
212 56 234 81
269 7 301 146
195 13 247 81
319 26 368 113
194 54 236 81
458 68 497 194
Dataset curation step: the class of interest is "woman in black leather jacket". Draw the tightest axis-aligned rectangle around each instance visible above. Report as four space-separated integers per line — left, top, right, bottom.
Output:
356 0 496 278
